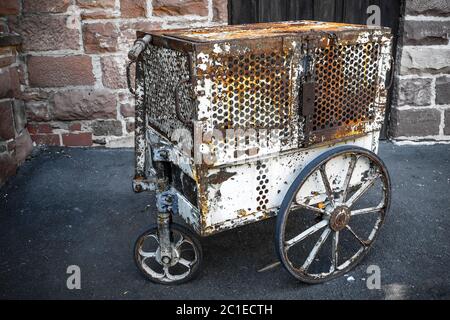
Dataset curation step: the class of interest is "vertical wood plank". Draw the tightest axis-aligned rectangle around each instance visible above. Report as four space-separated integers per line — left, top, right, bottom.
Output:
342 0 369 24
379 0 401 31
335 0 344 22
286 0 314 20
258 0 287 22
229 0 258 24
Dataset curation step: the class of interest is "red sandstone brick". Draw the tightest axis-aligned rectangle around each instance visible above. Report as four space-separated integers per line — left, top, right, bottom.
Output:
120 0 146 18
9 15 81 51
27 123 53 134
69 123 82 132
101 56 127 89
0 100 15 140
82 22 119 53
0 0 20 15
81 10 117 20
31 134 61 146
0 67 20 99
213 0 228 22
76 0 115 9
62 132 93 146
153 0 209 16
27 55 95 87
53 90 117 120
23 0 70 13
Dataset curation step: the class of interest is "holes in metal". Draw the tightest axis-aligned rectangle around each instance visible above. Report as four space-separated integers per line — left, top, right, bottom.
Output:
210 51 293 132
144 45 193 137
256 162 269 211
305 43 381 132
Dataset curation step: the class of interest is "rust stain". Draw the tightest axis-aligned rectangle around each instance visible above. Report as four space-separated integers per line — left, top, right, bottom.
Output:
207 170 237 185
237 209 248 218
149 21 373 42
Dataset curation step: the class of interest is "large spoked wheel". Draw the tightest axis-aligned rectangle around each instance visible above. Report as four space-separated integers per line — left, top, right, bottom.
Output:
134 223 203 285
276 146 391 284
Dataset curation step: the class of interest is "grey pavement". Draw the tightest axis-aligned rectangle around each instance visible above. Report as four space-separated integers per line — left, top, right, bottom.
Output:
0 142 449 299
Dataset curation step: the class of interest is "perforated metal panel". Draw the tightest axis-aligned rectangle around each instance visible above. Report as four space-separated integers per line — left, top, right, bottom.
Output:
210 51 293 130
204 49 297 161
143 45 193 137
302 41 382 143
141 22 391 156
255 161 270 212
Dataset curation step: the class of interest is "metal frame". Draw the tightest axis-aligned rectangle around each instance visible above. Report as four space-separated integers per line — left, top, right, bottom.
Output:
128 21 392 237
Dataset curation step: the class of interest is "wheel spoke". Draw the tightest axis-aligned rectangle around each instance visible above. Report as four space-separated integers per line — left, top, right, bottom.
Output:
291 203 326 215
302 227 331 270
345 173 380 207
163 266 189 282
175 234 193 250
178 258 194 268
141 260 165 279
285 219 329 250
351 206 383 216
145 234 159 243
330 231 339 272
341 154 357 202
139 249 156 258
319 165 334 206
345 225 369 247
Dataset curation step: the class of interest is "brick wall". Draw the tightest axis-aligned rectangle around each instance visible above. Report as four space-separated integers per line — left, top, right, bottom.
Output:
0 0 227 147
390 0 450 143
2 1 449 148
0 33 33 186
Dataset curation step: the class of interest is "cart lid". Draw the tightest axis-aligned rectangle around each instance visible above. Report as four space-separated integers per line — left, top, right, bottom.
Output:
143 20 389 43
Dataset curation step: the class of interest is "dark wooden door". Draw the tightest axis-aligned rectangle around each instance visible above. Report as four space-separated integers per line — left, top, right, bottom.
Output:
228 0 403 139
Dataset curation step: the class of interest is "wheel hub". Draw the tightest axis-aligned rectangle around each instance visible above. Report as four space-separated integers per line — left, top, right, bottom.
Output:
329 206 351 231
155 246 180 267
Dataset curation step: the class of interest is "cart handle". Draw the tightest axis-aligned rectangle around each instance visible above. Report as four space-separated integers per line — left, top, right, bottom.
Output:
174 78 194 127
128 35 152 61
127 35 152 94
126 61 135 94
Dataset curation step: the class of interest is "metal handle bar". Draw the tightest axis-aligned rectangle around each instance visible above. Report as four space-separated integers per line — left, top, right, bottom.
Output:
127 35 152 94
128 35 152 61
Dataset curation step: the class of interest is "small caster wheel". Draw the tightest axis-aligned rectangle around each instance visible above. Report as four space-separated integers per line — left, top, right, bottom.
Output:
275 146 391 283
134 223 203 285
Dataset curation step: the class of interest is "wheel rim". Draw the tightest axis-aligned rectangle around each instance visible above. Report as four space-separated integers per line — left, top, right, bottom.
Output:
280 149 390 282
135 229 199 283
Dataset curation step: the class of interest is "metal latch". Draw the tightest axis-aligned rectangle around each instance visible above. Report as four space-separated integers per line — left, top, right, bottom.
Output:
300 52 316 117
302 80 315 117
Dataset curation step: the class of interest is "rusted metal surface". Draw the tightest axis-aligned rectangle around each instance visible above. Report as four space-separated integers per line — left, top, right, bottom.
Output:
131 20 392 237
277 146 391 282
139 21 377 43
133 57 147 183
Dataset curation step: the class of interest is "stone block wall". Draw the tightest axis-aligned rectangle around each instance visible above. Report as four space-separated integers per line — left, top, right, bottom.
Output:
0 0 227 148
2 0 449 148
0 33 33 186
390 0 450 143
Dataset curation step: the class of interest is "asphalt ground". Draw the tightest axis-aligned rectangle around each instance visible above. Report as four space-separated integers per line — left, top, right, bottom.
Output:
0 142 449 299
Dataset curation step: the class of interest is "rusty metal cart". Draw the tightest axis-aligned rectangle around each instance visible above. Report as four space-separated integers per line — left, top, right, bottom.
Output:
127 21 393 284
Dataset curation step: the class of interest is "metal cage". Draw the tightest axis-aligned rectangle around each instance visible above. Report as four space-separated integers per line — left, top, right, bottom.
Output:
129 21 393 284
